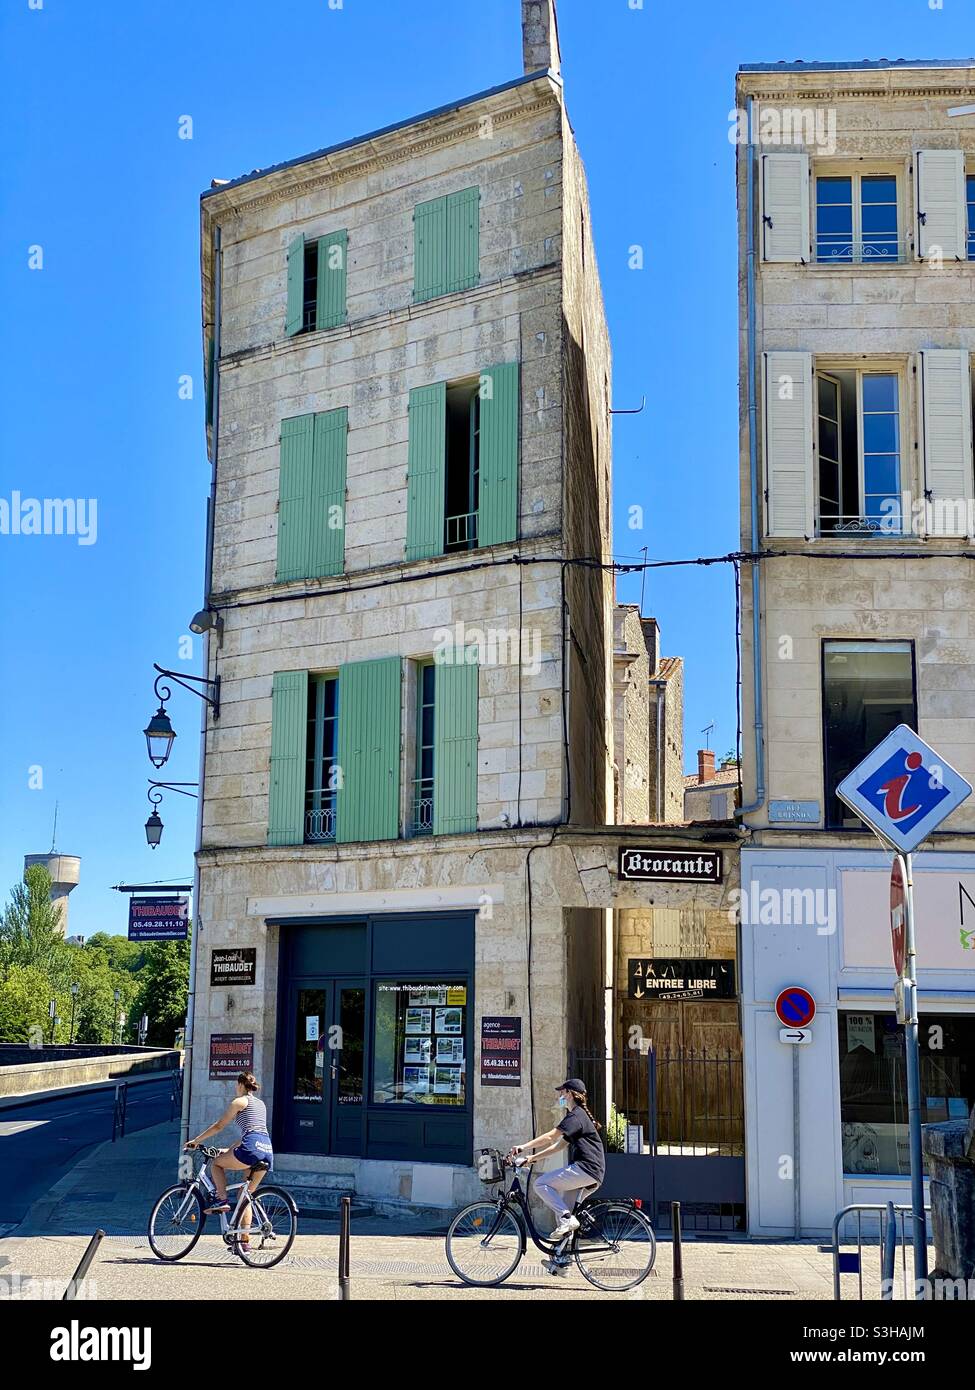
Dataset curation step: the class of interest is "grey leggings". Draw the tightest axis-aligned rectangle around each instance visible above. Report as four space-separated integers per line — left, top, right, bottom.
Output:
534 1163 598 1220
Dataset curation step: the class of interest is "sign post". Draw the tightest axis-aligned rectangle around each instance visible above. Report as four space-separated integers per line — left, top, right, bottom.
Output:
837 723 973 1294
775 986 816 1237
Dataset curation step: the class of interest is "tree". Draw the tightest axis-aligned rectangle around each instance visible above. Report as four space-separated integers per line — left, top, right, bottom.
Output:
132 937 191 1047
0 964 55 1043
0 865 70 983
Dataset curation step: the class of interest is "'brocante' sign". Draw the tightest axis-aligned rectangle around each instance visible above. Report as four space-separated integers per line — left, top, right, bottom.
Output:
617 847 722 884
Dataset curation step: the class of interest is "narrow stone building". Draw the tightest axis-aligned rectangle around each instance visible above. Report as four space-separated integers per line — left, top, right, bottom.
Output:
187 1 618 1208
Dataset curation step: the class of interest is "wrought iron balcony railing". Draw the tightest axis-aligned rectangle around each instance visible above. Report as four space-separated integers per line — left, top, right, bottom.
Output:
445 511 477 552
813 236 908 266
412 778 434 835
305 798 336 843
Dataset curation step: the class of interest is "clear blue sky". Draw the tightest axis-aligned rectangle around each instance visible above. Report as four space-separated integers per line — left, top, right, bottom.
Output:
1 0 971 938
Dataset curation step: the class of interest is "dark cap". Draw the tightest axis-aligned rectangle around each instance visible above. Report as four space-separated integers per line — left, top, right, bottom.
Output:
557 1078 586 1094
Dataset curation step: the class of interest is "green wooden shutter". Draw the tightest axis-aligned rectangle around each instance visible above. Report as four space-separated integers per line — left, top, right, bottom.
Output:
276 413 315 581
414 196 447 302
268 671 308 846
477 362 520 546
446 187 480 294
433 657 478 835
285 233 305 336
276 410 347 581
316 229 348 330
336 657 401 843
406 382 446 560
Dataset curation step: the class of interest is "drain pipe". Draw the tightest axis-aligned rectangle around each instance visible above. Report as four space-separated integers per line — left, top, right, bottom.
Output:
738 94 766 823
179 223 222 1161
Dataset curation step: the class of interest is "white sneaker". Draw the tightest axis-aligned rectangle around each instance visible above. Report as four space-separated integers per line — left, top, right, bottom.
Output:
552 1213 580 1239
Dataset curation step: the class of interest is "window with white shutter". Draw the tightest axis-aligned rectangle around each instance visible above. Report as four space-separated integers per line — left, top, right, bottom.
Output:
915 150 966 261
761 153 810 263
763 350 814 537
919 348 973 537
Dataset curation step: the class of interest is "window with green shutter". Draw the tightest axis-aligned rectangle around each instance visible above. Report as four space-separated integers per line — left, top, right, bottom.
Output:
433 655 478 836
276 408 348 582
406 364 519 559
268 671 309 846
336 657 402 843
413 187 479 302
285 229 348 335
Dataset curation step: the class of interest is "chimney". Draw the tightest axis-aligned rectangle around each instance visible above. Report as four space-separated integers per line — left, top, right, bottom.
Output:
697 749 716 784
641 617 660 676
521 1 561 77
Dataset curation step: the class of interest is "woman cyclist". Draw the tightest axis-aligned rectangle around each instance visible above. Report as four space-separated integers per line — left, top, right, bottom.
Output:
186 1070 273 1246
509 1076 605 1257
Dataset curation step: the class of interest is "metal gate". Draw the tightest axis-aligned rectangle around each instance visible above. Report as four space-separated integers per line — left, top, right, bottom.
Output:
571 1046 746 1232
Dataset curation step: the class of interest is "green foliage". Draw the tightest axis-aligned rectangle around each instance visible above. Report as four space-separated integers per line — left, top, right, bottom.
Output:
132 937 191 1047
0 868 182 1046
605 1103 628 1154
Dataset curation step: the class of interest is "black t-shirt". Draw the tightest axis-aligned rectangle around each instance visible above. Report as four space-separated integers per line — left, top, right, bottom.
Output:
557 1106 606 1182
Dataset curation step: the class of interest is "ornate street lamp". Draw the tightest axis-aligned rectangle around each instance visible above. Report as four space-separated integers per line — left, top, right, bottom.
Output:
69 981 79 1043
144 781 198 849
144 703 177 770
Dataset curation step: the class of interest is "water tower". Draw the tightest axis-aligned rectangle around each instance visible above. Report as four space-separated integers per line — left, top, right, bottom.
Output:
23 852 81 937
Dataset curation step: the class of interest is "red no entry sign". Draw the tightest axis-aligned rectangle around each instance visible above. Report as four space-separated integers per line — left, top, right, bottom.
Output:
774 986 816 1029
890 856 907 978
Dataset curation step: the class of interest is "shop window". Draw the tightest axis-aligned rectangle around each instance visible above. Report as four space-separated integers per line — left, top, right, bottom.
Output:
823 641 915 829
291 988 326 1102
839 1010 975 1175
372 980 469 1107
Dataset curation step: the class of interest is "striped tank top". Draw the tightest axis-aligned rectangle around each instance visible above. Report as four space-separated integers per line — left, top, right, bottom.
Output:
234 1094 269 1138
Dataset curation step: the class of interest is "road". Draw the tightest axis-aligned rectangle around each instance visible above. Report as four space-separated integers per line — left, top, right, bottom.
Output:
0 1075 175 1229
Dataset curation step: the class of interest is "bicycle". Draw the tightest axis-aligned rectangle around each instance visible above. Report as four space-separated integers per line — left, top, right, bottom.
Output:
147 1145 298 1269
445 1149 656 1291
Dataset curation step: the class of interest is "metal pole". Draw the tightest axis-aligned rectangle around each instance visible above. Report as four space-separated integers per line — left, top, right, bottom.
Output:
793 1044 801 1238
338 1194 351 1300
62 1230 105 1300
671 1201 684 1300
902 853 928 1291
881 1199 896 1299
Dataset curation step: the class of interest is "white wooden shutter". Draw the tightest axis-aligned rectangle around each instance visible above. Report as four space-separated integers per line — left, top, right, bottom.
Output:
915 150 966 261
763 351 814 538
761 153 810 262
919 349 973 536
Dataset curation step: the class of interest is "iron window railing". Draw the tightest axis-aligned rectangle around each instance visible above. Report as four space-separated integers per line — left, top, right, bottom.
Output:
305 798 336 843
813 237 908 265
412 777 434 835
817 512 904 537
445 511 477 552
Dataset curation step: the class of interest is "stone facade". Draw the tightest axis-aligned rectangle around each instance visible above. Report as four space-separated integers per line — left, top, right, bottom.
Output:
736 64 975 841
189 28 619 1205
613 607 685 826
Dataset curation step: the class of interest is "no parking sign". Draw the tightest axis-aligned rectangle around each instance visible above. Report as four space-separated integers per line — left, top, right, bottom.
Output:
774 986 816 1029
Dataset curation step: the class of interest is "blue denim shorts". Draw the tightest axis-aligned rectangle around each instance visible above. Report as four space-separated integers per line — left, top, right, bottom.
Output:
233 1133 273 1171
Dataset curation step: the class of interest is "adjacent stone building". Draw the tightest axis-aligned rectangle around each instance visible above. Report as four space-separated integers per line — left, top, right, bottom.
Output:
736 59 975 1235
612 606 684 826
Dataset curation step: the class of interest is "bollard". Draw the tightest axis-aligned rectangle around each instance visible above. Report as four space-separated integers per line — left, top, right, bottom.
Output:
112 1082 128 1142
62 1230 105 1301
671 1201 684 1301
338 1195 351 1300
881 1200 896 1300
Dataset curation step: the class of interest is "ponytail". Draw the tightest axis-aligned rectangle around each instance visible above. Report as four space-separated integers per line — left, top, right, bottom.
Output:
569 1088 601 1132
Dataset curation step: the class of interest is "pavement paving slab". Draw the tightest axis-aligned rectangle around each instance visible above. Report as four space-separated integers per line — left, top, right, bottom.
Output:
0 1117 897 1301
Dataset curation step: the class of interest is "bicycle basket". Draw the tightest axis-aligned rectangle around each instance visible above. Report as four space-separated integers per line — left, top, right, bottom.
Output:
476 1148 504 1183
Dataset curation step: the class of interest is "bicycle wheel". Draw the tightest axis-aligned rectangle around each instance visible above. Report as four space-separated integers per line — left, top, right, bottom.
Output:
573 1203 656 1291
235 1185 297 1269
147 1184 205 1261
445 1202 524 1287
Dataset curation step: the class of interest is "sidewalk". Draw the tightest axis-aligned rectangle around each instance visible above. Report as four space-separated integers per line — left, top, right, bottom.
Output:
0 1120 868 1300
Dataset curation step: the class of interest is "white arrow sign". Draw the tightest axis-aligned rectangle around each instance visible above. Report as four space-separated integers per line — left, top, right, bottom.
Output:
779 1027 812 1046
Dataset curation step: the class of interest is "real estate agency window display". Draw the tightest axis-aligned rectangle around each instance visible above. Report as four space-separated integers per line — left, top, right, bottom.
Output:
372 981 469 1105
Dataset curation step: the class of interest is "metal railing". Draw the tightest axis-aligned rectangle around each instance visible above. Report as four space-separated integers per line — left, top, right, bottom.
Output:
412 778 434 835
832 1202 931 1300
445 511 477 551
813 238 908 265
817 512 904 537
305 801 336 842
